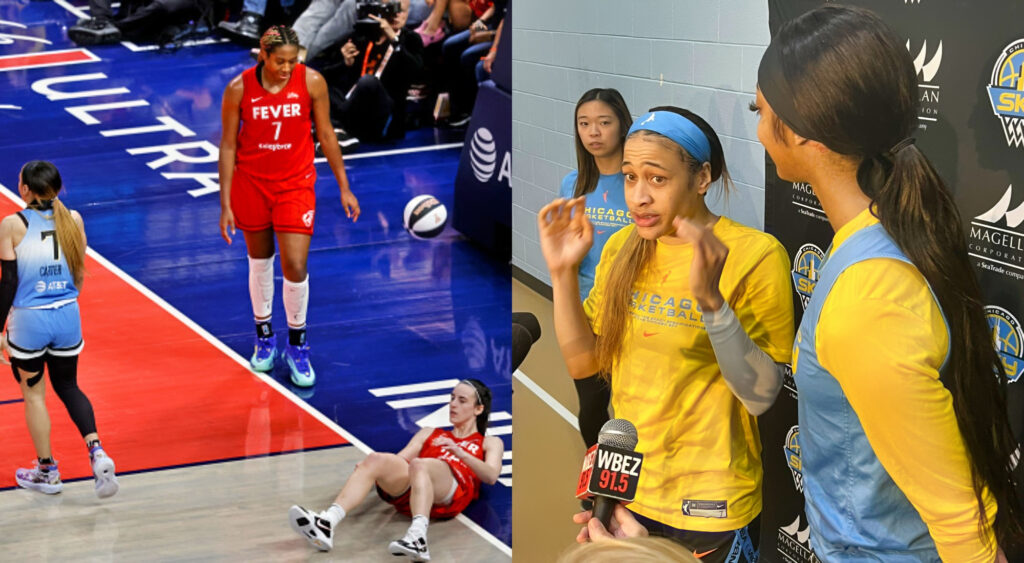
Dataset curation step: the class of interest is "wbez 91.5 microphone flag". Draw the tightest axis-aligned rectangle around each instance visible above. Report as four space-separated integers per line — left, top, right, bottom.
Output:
576 418 643 529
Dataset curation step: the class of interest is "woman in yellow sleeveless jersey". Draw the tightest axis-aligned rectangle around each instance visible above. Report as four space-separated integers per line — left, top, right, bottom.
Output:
752 6 1022 561
540 106 794 562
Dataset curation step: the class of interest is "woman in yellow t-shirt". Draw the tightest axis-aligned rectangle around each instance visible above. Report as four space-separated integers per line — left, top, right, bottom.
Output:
539 106 794 562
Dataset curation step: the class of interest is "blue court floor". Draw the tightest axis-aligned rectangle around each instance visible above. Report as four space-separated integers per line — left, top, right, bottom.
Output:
0 0 511 549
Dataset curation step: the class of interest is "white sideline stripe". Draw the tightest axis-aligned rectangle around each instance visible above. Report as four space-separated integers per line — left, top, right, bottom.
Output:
121 37 229 53
456 513 511 556
52 0 88 19
513 369 580 431
500 464 512 475
489 411 512 422
370 378 460 396
502 451 512 460
498 477 511 487
0 183 511 557
386 394 451 408
313 142 463 164
486 425 512 436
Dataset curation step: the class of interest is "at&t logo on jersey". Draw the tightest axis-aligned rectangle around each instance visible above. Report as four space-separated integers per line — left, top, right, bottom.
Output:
34 280 67 292
791 244 824 310
784 425 803 493
469 127 510 185
987 39 1024 149
986 305 1023 383
778 515 821 563
906 39 942 127
969 185 1024 280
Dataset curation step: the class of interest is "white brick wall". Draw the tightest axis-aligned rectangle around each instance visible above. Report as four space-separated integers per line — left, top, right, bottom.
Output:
512 0 771 284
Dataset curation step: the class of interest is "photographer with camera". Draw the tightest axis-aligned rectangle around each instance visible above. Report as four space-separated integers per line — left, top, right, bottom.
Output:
317 0 423 147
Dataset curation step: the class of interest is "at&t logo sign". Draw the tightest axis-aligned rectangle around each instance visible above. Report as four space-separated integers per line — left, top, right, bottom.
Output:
986 305 1023 383
469 127 511 185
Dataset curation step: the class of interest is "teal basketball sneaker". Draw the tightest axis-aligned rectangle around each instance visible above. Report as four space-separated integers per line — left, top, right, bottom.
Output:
286 342 315 387
251 335 277 372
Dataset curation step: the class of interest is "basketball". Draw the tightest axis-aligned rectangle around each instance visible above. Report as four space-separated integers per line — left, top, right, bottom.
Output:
403 195 448 239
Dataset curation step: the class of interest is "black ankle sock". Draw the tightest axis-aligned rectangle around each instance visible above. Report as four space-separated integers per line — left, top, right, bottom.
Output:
289 328 306 346
38 457 55 467
256 321 273 339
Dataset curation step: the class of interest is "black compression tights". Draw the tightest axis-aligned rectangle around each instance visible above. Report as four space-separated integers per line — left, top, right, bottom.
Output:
574 374 611 448
13 355 97 437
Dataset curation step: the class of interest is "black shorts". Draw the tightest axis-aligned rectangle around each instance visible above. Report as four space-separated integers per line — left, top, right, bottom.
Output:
629 511 760 563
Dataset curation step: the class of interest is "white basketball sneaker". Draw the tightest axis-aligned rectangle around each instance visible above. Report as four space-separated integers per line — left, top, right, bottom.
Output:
389 535 430 561
90 448 119 499
289 505 334 551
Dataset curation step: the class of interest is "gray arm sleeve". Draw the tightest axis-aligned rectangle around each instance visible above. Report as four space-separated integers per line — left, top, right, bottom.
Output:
703 301 786 416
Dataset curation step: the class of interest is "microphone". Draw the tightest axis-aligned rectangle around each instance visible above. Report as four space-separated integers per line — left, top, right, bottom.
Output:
511 312 541 372
575 418 643 530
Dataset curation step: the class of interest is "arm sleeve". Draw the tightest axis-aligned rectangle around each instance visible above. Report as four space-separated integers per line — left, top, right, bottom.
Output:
703 301 785 416
0 259 17 330
817 261 997 562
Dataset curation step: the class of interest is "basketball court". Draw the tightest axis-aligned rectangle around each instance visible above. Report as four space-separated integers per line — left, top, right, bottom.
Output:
0 1 511 558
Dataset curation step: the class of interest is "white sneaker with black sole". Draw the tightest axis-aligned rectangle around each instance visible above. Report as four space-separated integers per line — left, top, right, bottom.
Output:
289 505 334 551
388 535 430 561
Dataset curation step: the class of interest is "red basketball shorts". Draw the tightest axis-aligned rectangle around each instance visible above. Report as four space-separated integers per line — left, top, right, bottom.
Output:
376 473 478 520
230 169 317 236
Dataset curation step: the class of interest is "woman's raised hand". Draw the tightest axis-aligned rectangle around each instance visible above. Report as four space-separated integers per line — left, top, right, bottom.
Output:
538 197 593 276
673 216 727 312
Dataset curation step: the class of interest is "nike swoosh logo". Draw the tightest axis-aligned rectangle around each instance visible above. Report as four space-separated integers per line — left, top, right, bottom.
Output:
693 548 718 559
661 270 671 284
251 97 263 103
597 230 605 234
642 331 658 337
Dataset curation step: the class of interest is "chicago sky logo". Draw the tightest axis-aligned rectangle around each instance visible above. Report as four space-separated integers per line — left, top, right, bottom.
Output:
784 425 803 492
791 243 824 310
987 39 1024 149
778 515 821 563
907 39 942 125
969 185 1024 281
986 305 1023 383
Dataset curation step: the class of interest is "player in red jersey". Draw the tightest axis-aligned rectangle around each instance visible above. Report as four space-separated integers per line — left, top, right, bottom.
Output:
288 379 503 561
219 25 359 388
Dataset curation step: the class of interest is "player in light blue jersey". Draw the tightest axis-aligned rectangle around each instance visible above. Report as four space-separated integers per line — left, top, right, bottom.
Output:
557 88 632 450
0 161 118 498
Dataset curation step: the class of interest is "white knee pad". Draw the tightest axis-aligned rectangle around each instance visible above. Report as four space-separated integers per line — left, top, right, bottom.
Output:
283 276 309 329
248 255 275 320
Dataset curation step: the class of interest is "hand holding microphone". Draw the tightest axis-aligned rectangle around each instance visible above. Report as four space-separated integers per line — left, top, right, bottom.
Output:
572 503 648 543
575 418 644 530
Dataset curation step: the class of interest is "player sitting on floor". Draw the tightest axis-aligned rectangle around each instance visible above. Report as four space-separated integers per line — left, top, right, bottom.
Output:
288 378 502 561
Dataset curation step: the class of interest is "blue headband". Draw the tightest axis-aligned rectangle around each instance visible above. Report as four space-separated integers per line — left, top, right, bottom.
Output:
627 111 712 164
